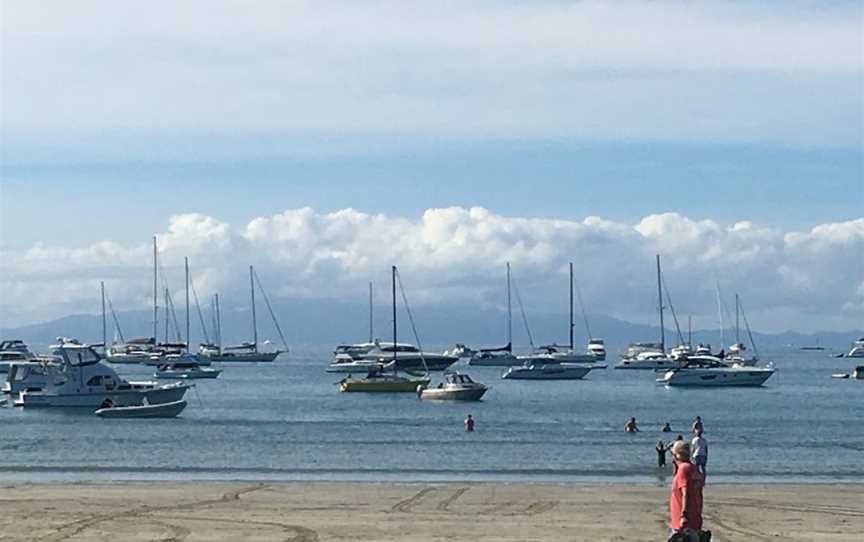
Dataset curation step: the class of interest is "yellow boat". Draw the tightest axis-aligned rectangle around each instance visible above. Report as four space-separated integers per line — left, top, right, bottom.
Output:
339 373 430 393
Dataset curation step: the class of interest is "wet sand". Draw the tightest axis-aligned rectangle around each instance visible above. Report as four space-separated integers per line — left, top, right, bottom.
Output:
0 482 861 541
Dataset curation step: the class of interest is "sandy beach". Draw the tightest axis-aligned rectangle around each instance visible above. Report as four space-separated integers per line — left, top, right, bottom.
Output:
0 482 861 541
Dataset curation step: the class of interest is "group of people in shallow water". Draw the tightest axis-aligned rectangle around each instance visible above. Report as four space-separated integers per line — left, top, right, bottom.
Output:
626 415 710 540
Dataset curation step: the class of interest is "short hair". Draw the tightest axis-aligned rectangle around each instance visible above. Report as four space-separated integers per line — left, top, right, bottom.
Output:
671 441 691 460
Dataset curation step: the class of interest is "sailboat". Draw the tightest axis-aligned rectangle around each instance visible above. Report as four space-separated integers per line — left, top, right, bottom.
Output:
339 266 432 392
518 262 606 364
198 265 288 362
616 255 683 370
725 294 757 366
468 263 520 367
328 282 390 373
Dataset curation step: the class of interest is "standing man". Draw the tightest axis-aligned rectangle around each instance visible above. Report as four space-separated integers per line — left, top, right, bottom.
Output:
464 414 474 432
691 416 703 434
669 441 704 537
691 429 708 480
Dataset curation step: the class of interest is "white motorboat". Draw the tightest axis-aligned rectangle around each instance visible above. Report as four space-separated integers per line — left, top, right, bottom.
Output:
847 338 864 358
616 351 683 370
3 361 53 395
95 399 187 418
0 340 56 373
586 339 607 361
519 344 604 364
419 372 489 401
502 362 605 380
326 356 386 373
442 344 477 359
345 340 458 372
154 356 221 379
658 357 775 387
13 340 189 408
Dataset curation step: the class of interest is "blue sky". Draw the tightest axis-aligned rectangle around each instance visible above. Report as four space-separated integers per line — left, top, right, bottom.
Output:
1 1 862 330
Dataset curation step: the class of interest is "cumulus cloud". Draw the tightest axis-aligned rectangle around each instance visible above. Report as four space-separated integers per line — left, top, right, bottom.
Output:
0 207 861 332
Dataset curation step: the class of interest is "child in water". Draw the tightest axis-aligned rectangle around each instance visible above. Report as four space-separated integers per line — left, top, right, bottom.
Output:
655 440 667 467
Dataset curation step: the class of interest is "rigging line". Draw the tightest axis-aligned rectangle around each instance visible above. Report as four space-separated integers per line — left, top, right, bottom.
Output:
394 268 429 375
105 295 125 344
165 288 183 343
511 277 535 349
573 280 592 340
739 299 761 361
660 272 685 346
251 269 289 352
189 278 210 345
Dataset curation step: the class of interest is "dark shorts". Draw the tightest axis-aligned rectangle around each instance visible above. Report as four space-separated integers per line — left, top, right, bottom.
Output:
693 455 707 467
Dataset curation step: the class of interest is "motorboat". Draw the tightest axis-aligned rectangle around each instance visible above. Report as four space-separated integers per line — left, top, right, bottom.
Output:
586 339 607 361
502 362 606 380
13 340 189 408
442 344 477 359
3 361 53 395
198 265 288 362
105 337 159 364
0 340 55 373
657 357 775 387
339 367 431 393
418 372 488 401
468 345 520 367
154 356 221 379
353 340 459 372
326 357 386 373
622 342 664 360
95 399 187 418
847 338 864 358
616 351 684 370
519 344 604 364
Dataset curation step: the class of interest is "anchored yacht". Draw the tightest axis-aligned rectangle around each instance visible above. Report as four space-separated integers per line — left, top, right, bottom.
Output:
658 357 775 387
13 340 189 408
419 372 489 401
847 338 864 358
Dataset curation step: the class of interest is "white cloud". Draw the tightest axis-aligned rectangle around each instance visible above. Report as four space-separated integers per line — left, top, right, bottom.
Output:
1 207 862 332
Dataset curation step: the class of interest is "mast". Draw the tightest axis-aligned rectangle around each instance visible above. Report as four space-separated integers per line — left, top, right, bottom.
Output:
569 262 574 350
506 262 512 351
688 315 692 349
250 265 258 352
716 282 725 353
368 281 374 343
185 257 190 351
735 293 740 346
153 236 158 342
164 288 170 343
215 293 222 355
101 281 107 348
392 265 397 367
656 254 665 353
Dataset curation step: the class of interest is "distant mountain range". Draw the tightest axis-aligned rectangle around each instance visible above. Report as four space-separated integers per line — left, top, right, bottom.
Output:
2 296 860 355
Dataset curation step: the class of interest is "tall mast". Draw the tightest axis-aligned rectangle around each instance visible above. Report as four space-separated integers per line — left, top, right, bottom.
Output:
153 236 158 342
185 257 190 351
368 281 374 343
506 262 512 350
101 281 107 348
250 265 258 352
716 282 725 352
656 254 665 353
569 262 574 350
215 293 222 354
164 288 170 343
735 293 740 345
688 315 692 349
392 265 397 366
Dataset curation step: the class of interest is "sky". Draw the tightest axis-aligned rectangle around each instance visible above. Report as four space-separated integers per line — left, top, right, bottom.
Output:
1 1 862 332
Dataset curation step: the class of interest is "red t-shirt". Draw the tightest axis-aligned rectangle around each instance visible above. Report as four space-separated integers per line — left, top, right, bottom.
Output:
669 462 704 530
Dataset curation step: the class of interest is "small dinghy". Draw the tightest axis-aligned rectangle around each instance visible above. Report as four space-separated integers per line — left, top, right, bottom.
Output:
95 399 187 418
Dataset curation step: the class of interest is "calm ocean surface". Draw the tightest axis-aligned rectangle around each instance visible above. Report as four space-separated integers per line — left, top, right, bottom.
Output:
1 347 861 484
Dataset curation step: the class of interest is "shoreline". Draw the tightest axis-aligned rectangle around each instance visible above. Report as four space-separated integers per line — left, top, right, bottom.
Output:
1 481 861 541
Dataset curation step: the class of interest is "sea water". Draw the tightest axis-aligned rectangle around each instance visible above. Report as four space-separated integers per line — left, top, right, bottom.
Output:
1 348 861 484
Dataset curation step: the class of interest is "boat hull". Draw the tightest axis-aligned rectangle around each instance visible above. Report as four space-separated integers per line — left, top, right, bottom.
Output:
502 363 598 380
468 354 519 367
96 399 187 418
615 358 684 370
155 369 221 379
200 351 280 363
14 382 189 407
340 377 431 393
420 387 488 401
660 368 775 387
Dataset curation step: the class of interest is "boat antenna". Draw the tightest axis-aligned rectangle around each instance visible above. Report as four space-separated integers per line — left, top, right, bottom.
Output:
569 262 574 350
251 268 289 353
101 281 107 349
250 265 258 352
185 257 190 351
511 276 535 349
395 267 429 375
739 298 760 361
153 236 158 343
506 262 512 352
656 255 665 353
368 281 374 343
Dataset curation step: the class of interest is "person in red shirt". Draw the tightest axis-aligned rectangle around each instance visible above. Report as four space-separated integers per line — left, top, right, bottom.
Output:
669 441 704 536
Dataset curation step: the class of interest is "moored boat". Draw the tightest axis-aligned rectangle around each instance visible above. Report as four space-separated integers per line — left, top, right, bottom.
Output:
502 362 605 380
419 372 489 401
95 399 187 418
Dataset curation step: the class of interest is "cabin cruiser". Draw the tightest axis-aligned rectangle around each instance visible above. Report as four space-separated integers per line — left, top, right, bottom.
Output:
327 341 388 372
418 372 488 401
104 337 162 364
12 340 189 407
468 344 520 367
502 362 606 380
586 339 607 361
0 340 54 373
621 342 664 360
339 340 458 371
657 357 775 387
616 351 684 370
847 338 864 358
3 361 54 395
519 343 605 364
154 355 221 379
